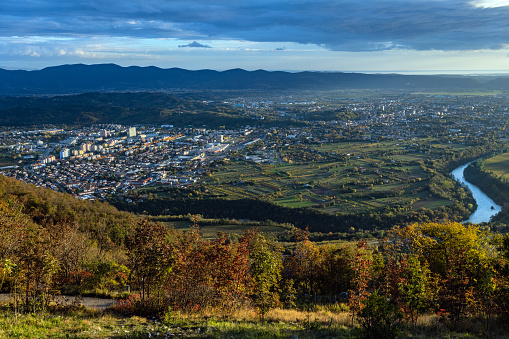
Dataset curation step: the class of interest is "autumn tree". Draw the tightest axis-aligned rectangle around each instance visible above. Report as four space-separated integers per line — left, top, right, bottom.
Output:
392 221 495 321
126 219 173 300
14 224 58 313
316 244 355 297
349 240 372 324
165 227 250 312
283 235 321 300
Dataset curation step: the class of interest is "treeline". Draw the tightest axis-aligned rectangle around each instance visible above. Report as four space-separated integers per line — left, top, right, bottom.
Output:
105 220 509 336
425 140 508 173
0 92 252 128
5 213 509 337
112 195 472 233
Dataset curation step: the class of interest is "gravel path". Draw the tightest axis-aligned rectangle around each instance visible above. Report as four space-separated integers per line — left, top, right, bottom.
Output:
0 294 116 311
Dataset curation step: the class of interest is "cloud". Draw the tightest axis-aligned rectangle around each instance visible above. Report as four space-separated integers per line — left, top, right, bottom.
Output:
471 0 509 8
1 0 509 52
178 41 211 48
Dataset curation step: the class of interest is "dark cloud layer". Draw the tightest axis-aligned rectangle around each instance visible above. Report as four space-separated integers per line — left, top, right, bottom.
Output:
1 0 509 51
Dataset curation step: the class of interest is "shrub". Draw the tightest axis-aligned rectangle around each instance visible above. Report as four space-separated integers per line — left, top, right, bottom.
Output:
357 291 402 339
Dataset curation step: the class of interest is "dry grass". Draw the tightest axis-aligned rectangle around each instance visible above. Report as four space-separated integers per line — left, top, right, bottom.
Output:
265 308 351 327
5 301 509 338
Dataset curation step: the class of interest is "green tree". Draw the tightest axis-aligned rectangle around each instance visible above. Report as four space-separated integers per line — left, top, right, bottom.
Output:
399 255 434 326
393 221 494 321
241 229 283 319
358 290 403 339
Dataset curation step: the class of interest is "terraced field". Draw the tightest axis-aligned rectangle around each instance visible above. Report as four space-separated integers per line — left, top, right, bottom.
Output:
198 139 464 215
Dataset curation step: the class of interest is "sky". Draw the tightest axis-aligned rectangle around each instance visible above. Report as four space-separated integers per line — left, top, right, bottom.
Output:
2 0 509 73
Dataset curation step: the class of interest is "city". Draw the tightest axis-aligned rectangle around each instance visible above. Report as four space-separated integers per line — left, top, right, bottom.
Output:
1 91 507 204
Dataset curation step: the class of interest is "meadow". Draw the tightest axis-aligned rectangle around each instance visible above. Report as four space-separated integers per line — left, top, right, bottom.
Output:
1 304 507 338
154 218 292 239
483 152 509 182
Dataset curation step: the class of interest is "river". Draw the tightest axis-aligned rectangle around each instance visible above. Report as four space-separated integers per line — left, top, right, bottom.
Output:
451 162 502 224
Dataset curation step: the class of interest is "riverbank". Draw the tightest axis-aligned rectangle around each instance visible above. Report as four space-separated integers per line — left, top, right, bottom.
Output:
463 159 509 225
451 162 501 223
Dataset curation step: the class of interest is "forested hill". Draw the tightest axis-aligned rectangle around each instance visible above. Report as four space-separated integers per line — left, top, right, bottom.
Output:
0 92 252 127
0 174 137 249
0 63 502 94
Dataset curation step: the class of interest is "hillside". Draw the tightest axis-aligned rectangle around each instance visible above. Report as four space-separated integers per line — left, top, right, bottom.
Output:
0 174 137 248
0 64 500 94
0 92 252 127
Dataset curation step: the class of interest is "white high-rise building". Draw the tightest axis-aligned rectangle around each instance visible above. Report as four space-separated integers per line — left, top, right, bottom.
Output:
80 143 92 152
59 148 70 159
128 127 137 137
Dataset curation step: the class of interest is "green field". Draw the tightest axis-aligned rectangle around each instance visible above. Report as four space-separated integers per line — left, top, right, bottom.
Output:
483 152 509 181
196 139 465 215
411 91 504 96
157 219 290 238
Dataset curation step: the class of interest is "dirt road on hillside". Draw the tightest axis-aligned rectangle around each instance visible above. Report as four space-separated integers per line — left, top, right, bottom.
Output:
0 294 116 311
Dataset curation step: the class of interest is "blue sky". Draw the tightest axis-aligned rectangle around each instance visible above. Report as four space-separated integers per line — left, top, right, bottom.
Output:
2 0 509 73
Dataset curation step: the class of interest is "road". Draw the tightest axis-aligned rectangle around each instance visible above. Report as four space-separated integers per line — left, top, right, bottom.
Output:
0 294 116 311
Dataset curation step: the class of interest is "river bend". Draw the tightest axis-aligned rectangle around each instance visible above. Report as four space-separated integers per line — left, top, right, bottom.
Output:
451 162 501 224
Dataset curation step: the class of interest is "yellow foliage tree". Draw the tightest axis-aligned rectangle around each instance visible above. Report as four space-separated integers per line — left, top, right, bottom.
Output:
392 221 495 321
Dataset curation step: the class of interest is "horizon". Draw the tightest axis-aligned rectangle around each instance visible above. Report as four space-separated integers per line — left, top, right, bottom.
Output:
3 63 509 77
2 1 509 73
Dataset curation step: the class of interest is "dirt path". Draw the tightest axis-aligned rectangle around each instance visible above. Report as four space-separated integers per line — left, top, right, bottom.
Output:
0 294 116 311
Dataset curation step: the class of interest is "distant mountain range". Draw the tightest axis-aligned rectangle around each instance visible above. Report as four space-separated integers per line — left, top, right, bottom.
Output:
2 64 509 94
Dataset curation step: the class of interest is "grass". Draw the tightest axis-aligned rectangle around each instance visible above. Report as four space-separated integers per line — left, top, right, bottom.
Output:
155 220 290 239
484 152 509 182
0 309 172 338
3 294 509 339
3 305 509 339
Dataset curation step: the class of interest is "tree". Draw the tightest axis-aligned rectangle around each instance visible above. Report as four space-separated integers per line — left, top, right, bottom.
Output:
241 229 283 319
126 219 173 300
349 240 372 324
357 290 403 339
398 255 434 326
392 222 494 321
284 236 321 299
14 224 58 313
165 226 250 312
316 244 355 296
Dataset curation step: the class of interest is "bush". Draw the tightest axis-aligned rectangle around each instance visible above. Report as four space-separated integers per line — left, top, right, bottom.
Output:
357 291 402 339
111 294 166 317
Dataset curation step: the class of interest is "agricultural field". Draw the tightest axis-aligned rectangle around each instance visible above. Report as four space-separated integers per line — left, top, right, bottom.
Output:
0 153 21 167
411 91 505 96
155 219 291 239
196 138 467 215
483 152 509 182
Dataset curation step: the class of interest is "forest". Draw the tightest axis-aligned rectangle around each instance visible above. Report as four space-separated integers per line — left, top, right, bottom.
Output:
2 172 509 338
0 93 261 128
